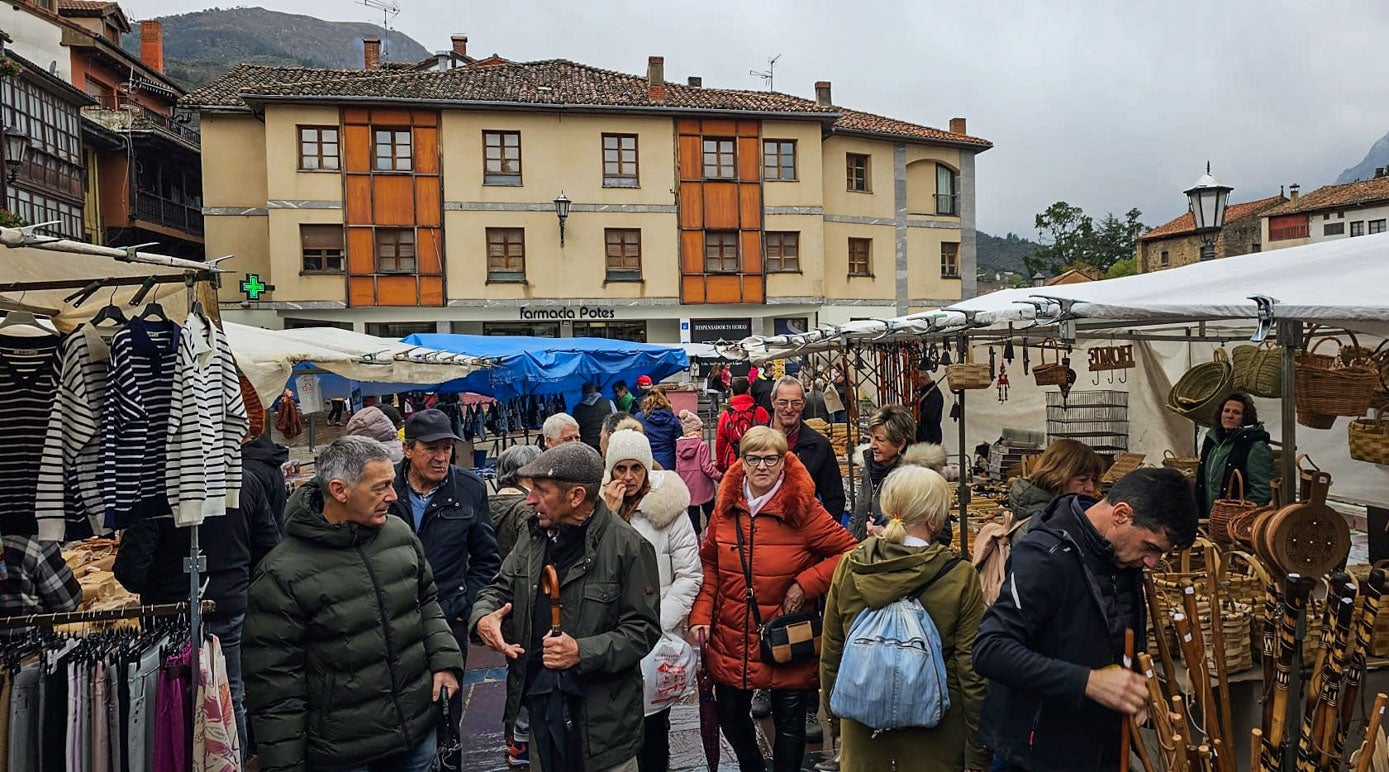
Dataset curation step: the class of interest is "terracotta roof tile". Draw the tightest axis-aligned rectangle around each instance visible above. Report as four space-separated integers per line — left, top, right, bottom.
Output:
1138 195 1287 242
833 107 992 148
1262 176 1389 217
57 0 118 14
181 60 992 148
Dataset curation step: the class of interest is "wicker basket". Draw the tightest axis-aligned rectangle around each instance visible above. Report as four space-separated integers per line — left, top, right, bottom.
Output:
1167 348 1235 426
1232 340 1283 398
1349 407 1389 465
1162 449 1199 478
945 348 991 391
1296 336 1379 418
1101 452 1146 485
1032 341 1071 387
1149 545 1260 675
1208 470 1260 548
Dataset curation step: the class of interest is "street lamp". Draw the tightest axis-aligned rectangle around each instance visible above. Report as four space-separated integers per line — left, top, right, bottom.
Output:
553 192 572 247
3 125 30 183
1184 163 1233 261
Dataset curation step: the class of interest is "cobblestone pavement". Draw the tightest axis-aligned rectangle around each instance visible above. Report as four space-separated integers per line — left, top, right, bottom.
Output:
461 645 835 771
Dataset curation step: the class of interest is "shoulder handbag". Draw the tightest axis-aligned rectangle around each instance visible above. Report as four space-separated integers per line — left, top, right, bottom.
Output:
734 510 821 666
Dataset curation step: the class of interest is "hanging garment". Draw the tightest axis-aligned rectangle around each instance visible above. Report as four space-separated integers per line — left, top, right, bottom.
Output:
151 647 189 772
165 313 249 527
0 670 11 770
35 326 114 541
0 332 62 538
193 637 240 772
10 659 40 771
128 636 166 772
273 399 302 440
103 318 181 528
94 659 110 772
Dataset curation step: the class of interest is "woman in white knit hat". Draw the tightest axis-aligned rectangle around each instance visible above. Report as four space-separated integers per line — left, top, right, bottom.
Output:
602 429 702 772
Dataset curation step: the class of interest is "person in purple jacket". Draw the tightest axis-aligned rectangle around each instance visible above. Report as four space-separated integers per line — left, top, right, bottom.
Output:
674 410 722 535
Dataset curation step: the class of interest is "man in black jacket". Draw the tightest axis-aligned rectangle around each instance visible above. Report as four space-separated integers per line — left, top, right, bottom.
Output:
974 468 1197 772
769 377 846 518
113 433 285 757
389 409 500 660
915 368 944 445
750 368 776 416
571 382 616 450
241 433 289 533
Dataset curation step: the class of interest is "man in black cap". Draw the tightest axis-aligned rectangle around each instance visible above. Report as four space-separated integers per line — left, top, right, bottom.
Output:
471 442 661 772
390 408 499 657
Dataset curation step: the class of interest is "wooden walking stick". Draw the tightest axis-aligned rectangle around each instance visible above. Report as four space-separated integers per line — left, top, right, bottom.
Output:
1353 693 1388 772
1204 542 1236 772
1129 715 1157 772
1252 728 1264 772
1267 574 1316 772
1297 591 1355 771
1262 574 1282 737
1173 695 1194 772
1338 569 1387 769
1147 571 1181 689
1175 611 1226 761
1303 575 1342 719
1122 627 1134 772
1314 592 1361 771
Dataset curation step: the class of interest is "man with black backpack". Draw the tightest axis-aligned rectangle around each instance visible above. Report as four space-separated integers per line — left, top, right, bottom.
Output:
974 468 1198 772
715 377 769 473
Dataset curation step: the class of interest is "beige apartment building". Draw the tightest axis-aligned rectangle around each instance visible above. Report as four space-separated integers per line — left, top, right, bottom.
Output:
183 40 992 343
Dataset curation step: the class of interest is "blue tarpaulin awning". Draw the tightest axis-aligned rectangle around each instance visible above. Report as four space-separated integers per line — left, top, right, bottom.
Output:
401 334 690 402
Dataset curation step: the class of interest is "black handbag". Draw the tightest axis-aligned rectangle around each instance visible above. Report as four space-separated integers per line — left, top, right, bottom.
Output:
734 511 822 666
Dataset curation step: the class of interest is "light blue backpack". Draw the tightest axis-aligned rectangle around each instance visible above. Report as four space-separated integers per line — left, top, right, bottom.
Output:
829 557 960 733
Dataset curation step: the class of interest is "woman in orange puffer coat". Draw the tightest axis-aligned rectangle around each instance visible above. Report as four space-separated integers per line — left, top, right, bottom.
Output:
689 426 858 772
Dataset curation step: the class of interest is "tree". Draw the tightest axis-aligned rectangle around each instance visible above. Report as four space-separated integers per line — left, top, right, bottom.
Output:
1105 257 1136 279
1025 201 1147 278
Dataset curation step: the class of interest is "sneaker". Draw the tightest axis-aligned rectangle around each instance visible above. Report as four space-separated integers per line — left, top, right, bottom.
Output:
814 750 841 771
751 689 772 718
805 712 824 744
507 740 529 767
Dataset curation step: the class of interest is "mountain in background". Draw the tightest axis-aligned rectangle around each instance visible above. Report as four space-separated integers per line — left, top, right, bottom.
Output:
120 6 431 89
975 230 1041 277
1337 130 1389 184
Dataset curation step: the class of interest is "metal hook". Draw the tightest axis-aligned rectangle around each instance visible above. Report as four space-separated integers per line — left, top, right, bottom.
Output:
1118 368 1128 384
1091 369 1101 386
1248 295 1278 342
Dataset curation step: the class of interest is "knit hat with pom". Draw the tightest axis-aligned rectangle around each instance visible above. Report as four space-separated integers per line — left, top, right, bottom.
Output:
605 429 654 477
678 409 704 435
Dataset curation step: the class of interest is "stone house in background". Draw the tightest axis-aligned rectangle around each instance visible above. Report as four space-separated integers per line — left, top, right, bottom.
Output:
1260 174 1389 251
1135 194 1286 273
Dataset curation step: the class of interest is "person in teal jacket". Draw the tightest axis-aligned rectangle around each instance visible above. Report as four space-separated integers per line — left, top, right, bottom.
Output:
1196 392 1276 517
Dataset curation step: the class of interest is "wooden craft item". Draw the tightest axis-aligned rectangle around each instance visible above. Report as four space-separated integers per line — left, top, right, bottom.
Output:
1263 470 1351 578
1339 570 1387 770
1088 344 1136 372
1353 693 1388 772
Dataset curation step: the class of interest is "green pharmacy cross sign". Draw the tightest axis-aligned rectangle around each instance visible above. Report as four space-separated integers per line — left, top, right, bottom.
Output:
239 273 273 301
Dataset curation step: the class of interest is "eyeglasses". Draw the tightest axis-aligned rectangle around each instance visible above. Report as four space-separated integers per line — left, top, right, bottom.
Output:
742 454 783 468
773 400 805 410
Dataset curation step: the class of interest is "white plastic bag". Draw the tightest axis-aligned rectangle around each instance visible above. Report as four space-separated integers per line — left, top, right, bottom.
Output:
640 631 695 715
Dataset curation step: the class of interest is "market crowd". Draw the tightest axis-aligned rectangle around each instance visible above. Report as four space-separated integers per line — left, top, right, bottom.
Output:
46 367 1228 771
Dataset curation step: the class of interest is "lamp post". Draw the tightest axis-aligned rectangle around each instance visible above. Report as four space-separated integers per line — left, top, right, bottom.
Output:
553 192 572 247
3 125 29 183
1184 163 1233 261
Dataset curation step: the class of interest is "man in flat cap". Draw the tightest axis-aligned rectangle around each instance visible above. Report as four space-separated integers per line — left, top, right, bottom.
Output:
471 442 661 772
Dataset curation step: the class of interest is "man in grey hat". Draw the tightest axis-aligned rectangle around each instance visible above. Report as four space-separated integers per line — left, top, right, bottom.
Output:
471 442 662 772
389 408 499 657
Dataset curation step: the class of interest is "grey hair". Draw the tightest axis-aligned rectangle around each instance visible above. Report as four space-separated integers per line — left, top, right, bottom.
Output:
316 435 393 489
771 376 805 401
496 444 543 488
542 412 580 441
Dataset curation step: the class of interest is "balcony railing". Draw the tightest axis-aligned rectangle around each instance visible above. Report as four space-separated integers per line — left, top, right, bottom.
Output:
81 98 200 146
135 191 204 236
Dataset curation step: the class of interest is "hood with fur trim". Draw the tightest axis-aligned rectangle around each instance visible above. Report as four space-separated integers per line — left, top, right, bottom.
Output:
715 451 823 528
635 470 691 530
852 441 947 472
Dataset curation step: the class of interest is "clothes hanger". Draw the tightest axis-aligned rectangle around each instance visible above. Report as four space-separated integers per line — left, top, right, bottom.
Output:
90 286 128 329
0 292 58 336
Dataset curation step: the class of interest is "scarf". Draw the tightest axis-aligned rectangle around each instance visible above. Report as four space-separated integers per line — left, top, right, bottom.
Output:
744 473 785 517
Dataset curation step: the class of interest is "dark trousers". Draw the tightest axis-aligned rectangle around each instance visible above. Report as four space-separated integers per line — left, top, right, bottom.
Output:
687 500 715 536
637 708 671 772
990 755 1027 772
714 684 807 772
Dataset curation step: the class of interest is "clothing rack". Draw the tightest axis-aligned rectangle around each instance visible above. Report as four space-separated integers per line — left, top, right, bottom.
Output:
0 274 203 294
0 600 216 630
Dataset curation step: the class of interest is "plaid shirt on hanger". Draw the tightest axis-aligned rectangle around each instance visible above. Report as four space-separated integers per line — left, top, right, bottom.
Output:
0 534 82 620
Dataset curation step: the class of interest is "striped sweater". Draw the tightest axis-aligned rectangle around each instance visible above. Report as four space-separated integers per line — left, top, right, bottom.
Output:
103 318 181 527
35 327 113 542
165 313 249 525
0 334 62 539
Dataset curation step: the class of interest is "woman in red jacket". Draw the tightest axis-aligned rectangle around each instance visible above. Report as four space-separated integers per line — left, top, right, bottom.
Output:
690 426 858 772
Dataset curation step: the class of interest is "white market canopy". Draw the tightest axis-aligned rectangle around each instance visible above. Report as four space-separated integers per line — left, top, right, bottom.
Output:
720 232 1389 362
225 323 490 406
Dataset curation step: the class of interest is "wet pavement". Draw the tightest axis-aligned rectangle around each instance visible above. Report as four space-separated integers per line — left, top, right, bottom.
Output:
460 645 836 771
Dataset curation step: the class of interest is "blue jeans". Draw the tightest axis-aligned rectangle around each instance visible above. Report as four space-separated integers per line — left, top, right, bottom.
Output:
206 614 247 760
322 733 438 772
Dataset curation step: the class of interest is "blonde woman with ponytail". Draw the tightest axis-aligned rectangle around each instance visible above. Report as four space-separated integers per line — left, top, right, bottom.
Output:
820 466 989 772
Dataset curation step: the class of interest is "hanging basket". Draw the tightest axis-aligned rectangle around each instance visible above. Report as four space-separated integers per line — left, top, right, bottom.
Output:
1231 340 1282 398
1032 340 1070 387
945 347 991 391
1209 470 1260 548
1295 334 1379 418
1166 348 1234 426
1349 408 1389 465
1162 449 1199 478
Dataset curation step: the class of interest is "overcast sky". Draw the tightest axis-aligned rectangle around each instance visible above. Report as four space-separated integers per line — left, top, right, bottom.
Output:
121 0 1389 237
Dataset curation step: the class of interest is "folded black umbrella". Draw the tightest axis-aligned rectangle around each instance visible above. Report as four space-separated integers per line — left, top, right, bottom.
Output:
697 639 720 770
525 563 584 772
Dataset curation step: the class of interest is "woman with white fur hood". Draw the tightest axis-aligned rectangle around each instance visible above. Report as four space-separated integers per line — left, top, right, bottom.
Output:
847 404 949 541
602 429 702 772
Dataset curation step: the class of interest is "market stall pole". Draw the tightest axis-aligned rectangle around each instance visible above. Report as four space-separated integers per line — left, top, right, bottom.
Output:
1279 320 1301 504
956 331 971 554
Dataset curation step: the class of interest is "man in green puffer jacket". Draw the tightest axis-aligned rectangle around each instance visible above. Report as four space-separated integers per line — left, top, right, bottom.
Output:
471 442 662 772
244 436 464 772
